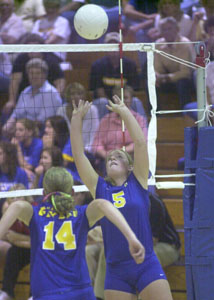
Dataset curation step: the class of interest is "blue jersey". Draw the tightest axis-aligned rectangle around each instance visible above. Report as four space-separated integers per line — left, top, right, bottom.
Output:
29 203 91 299
96 172 153 264
20 137 43 168
0 166 29 191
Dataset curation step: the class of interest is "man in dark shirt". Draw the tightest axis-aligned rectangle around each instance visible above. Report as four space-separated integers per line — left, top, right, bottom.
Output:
89 31 140 99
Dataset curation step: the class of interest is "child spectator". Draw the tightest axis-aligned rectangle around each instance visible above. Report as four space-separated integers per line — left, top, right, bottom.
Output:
11 118 43 174
0 141 28 192
32 146 63 191
10 118 43 186
42 116 69 150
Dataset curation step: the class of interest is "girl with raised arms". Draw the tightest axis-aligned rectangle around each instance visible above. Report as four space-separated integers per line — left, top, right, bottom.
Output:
70 96 173 300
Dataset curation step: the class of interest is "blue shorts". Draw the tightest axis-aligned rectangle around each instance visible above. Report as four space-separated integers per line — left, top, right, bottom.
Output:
105 253 166 294
34 285 96 300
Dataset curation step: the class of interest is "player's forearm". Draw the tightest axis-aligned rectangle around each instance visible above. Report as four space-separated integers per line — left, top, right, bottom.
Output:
14 240 31 248
119 107 147 146
70 114 85 157
0 204 22 240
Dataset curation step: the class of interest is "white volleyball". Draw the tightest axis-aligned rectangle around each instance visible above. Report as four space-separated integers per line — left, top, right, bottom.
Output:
74 4 109 40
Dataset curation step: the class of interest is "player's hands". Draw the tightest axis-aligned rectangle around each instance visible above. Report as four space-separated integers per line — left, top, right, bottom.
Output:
106 95 127 113
129 237 145 264
72 100 91 119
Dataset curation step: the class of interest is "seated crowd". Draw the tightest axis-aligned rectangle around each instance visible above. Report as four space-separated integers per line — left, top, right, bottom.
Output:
0 0 213 299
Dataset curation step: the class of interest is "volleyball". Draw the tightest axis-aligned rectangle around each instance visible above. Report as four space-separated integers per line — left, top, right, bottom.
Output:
74 4 109 40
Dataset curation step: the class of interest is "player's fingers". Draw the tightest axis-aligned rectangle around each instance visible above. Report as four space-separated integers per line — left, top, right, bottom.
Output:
112 95 121 103
106 104 113 111
133 247 145 264
108 99 114 106
72 100 77 109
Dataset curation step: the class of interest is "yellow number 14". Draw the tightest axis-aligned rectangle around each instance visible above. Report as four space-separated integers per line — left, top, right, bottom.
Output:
43 221 76 250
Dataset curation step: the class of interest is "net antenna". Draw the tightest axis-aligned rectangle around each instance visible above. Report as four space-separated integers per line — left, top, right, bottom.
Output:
195 42 208 127
118 0 126 151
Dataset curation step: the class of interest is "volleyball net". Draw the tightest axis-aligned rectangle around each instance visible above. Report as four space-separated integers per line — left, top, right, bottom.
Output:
0 40 209 199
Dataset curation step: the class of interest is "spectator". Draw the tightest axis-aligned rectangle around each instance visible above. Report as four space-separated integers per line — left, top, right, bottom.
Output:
59 0 84 43
57 82 99 153
154 17 194 110
89 31 140 99
15 0 46 32
182 16 214 124
0 0 26 44
42 115 69 150
11 118 43 184
148 0 197 41
11 118 42 170
0 141 29 192
93 85 148 121
92 85 148 174
0 37 12 96
86 226 103 295
149 192 181 267
0 184 33 300
195 0 214 41
2 34 65 117
123 0 159 73
2 58 62 137
204 16 214 60
32 146 63 191
32 0 71 61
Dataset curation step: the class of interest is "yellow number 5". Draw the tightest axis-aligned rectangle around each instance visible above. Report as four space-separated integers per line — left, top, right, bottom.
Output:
112 191 126 208
43 221 76 250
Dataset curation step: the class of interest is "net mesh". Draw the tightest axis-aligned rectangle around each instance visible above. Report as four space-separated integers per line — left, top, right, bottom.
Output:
0 41 202 198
